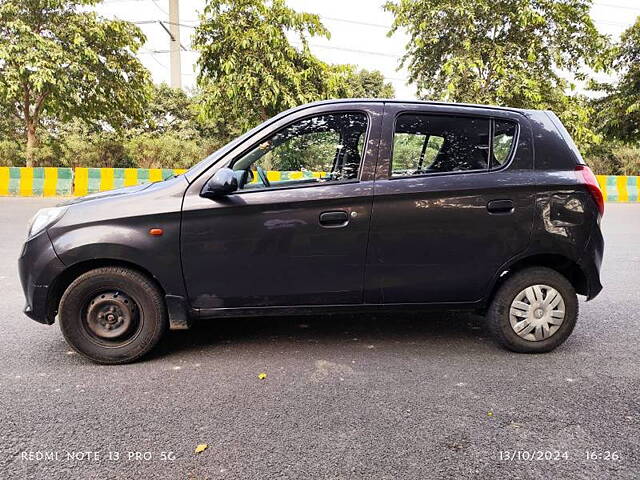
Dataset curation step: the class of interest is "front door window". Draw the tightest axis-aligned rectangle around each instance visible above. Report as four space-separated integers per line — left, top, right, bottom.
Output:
232 112 369 190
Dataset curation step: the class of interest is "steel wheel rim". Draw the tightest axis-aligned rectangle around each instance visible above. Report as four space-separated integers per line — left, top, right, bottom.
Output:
83 290 142 346
509 284 565 342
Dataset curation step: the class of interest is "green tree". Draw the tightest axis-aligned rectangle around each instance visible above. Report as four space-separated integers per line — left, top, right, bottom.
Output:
0 0 152 166
593 17 640 144
194 0 346 136
384 0 610 149
342 68 395 99
131 84 198 137
124 84 213 169
0 95 17 132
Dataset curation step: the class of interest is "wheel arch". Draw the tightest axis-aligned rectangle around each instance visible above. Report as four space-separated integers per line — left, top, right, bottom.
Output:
46 259 166 325
484 253 588 312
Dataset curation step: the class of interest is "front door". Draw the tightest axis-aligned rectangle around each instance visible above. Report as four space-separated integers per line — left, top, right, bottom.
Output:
365 103 535 304
181 105 382 311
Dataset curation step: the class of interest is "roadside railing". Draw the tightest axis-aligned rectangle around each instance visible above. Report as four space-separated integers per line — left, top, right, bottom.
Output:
596 175 639 202
0 167 638 201
0 167 185 196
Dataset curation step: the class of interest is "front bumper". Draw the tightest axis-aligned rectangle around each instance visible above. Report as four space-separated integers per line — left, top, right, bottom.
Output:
18 231 66 324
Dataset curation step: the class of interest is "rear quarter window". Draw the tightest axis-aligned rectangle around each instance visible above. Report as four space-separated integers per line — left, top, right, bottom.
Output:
491 120 518 169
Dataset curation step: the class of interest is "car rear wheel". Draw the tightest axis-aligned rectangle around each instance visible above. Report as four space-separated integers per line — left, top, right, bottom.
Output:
488 267 578 353
59 267 168 364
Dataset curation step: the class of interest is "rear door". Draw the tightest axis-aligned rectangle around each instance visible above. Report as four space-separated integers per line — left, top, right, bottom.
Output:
365 103 535 304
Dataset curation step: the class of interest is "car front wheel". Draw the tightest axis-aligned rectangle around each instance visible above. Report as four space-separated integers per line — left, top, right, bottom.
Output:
59 267 168 364
488 267 578 353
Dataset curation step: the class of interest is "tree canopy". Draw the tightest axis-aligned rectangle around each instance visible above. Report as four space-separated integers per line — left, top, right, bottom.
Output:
0 0 637 175
384 0 611 149
193 0 395 141
594 17 640 144
0 0 152 165
342 68 395 99
194 0 335 130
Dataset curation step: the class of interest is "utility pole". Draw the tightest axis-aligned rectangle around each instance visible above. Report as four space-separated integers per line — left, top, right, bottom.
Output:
169 0 181 88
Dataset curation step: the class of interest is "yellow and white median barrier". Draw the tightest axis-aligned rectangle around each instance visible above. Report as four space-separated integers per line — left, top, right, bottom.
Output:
248 170 327 184
73 168 187 196
1 169 639 201
0 167 74 196
596 175 639 203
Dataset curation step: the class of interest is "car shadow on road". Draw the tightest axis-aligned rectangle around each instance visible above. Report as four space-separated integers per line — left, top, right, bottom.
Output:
151 310 493 359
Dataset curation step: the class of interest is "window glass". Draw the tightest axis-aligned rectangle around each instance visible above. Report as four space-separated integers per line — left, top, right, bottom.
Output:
492 120 517 167
391 114 490 176
233 112 368 190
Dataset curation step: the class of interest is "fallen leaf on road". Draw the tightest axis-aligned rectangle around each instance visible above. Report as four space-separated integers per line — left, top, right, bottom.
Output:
195 444 208 454
258 372 267 380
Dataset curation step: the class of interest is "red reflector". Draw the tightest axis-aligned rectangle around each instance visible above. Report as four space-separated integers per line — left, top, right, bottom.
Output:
575 165 604 216
149 228 164 236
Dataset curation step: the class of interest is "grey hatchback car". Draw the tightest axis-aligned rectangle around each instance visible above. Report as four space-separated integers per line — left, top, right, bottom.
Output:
19 100 604 364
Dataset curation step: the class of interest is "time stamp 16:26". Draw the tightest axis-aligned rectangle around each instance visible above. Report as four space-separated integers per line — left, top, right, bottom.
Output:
498 451 621 461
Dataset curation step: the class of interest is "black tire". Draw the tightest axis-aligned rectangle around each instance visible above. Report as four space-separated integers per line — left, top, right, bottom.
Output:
487 267 578 353
59 267 168 364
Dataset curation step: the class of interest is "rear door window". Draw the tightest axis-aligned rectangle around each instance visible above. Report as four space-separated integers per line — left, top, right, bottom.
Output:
391 114 490 176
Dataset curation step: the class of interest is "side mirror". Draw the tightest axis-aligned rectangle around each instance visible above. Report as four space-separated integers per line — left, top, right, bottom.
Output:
201 168 238 198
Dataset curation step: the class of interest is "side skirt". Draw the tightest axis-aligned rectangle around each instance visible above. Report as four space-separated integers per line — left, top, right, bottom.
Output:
194 301 485 320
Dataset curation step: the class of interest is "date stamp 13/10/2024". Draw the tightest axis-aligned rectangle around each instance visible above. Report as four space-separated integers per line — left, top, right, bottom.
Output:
498 450 622 462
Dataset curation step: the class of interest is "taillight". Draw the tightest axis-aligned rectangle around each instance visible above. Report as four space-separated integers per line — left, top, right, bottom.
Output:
575 165 604 216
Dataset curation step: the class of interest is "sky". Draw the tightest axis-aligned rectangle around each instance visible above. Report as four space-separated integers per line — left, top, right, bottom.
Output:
97 0 640 99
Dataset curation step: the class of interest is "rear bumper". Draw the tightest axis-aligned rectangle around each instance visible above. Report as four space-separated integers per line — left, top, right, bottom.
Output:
18 231 66 325
579 221 604 300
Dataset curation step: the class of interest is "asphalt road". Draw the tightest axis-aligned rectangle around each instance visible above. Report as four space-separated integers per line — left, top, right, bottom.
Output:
0 198 639 479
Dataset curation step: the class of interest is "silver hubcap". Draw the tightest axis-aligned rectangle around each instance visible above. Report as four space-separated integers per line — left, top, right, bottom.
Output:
509 285 565 341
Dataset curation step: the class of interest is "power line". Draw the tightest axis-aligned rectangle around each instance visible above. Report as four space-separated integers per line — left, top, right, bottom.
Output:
309 44 402 59
593 2 640 11
317 10 640 30
150 0 169 16
319 16 389 29
138 49 408 84
102 0 200 22
594 19 636 27
104 3 634 89
103 0 170 15
107 4 638 31
134 19 196 28
288 41 402 59
145 43 403 59
133 20 191 49
147 52 169 70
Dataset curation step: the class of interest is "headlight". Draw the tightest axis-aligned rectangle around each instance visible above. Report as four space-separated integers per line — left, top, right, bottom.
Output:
27 206 67 239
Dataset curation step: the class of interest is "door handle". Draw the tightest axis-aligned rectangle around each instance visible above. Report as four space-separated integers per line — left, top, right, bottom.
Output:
487 199 514 214
319 210 349 227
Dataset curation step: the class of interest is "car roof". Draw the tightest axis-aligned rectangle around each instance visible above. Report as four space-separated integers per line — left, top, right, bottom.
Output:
299 98 537 116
